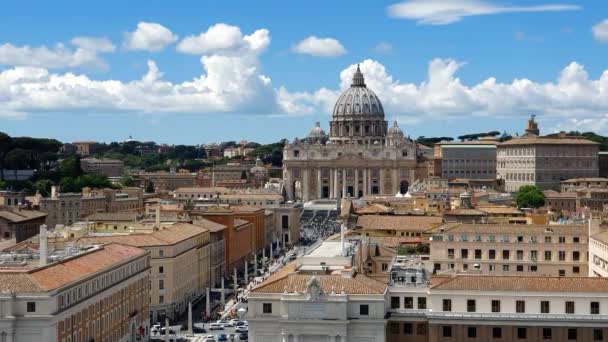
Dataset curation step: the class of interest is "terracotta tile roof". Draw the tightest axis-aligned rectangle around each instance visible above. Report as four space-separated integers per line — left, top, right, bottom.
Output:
0 208 47 222
253 273 387 295
431 275 608 293
357 215 442 232
563 178 608 183
365 236 425 248
0 243 146 292
234 219 251 228
175 187 230 192
84 212 138 222
430 223 587 235
591 231 608 245
192 218 226 232
356 203 394 215
76 223 209 247
499 137 598 146
544 190 577 198
476 206 523 215
445 209 486 216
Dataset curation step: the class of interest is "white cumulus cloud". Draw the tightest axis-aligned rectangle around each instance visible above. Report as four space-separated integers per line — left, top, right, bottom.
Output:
123 22 178 52
0 36 115 70
592 19 608 43
177 23 270 55
387 0 580 25
292 36 346 57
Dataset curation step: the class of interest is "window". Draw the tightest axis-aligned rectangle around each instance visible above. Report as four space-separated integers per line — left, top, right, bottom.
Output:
541 301 550 313
403 323 413 335
516 250 524 260
263 303 272 314
543 328 552 339
559 251 566 261
559 236 566 243
443 326 452 338
159 295 164 304
531 250 538 260
293 150 300 157
391 297 400 309
517 236 523 242
404 297 413 309
448 249 455 258
566 301 575 314
573 266 580 274
158 280 164 290
545 251 552 261
516 265 524 272
158 250 164 257
467 299 476 312
468 327 477 338
389 322 399 334
502 250 510 260
475 249 482 259
359 304 369 316
591 301 600 314
489 264 496 272
573 236 580 243
26 302 36 312
594 329 603 341
516 300 525 313
493 327 502 339
417 323 427 335
491 300 501 313
461 249 469 259
489 249 496 260
568 328 577 340
281 215 289 229
559 269 566 277
545 236 552 243
158 266 164 274
418 297 427 309
443 299 452 312
517 328 527 339
502 265 509 272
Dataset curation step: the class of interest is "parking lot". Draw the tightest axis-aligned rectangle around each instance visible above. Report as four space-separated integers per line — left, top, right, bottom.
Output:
150 321 249 341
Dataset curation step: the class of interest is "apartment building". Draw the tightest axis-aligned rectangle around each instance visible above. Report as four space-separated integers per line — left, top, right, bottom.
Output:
0 242 150 342
76 222 211 323
590 231 608 277
434 140 497 180
561 177 608 192
133 171 198 191
0 207 47 242
429 223 588 276
80 157 125 177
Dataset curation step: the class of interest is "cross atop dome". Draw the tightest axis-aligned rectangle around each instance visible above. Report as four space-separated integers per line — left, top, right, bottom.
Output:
351 64 366 87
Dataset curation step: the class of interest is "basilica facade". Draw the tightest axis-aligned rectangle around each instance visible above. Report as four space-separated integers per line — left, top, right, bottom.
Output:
283 66 424 201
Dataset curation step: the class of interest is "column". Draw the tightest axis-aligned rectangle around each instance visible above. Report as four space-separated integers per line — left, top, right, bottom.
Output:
293 334 300 342
367 168 372 194
392 168 399 194
354 169 359 198
205 287 211 317
233 267 238 298
302 168 310 202
282 333 288 342
284 169 294 201
333 169 339 199
362 169 367 196
317 168 322 199
165 317 170 342
342 168 347 197
220 278 225 305
329 169 334 198
245 260 249 283
379 168 385 195
187 302 193 335
254 253 258 275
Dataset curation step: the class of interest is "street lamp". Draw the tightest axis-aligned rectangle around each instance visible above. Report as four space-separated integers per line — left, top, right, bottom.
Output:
237 307 247 320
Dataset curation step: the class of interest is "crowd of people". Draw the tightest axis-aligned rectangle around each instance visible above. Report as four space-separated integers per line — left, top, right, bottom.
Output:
299 209 341 245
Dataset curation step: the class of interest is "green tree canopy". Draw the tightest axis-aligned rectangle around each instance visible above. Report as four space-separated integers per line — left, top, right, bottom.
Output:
515 185 545 208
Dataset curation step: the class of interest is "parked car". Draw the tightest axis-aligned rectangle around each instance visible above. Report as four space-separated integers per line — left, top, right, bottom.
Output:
223 321 234 327
217 334 228 341
209 323 223 330
160 327 176 335
204 335 215 342
238 333 249 341
235 325 248 333
193 326 207 333
234 320 246 327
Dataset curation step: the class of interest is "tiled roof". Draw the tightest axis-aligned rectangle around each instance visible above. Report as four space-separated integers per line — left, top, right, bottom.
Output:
476 206 523 215
234 219 251 227
430 223 587 235
76 223 209 247
591 231 608 245
499 137 598 146
0 243 146 292
84 212 138 221
357 215 442 232
253 272 387 295
431 275 608 293
544 190 577 198
445 209 486 216
0 209 47 222
563 178 608 183
175 187 230 192
192 217 226 232
356 203 393 215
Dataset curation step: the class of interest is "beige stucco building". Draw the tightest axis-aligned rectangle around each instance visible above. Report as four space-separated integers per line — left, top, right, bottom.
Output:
282 66 423 202
497 116 599 192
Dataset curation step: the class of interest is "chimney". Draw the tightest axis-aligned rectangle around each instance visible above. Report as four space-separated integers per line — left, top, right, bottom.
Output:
51 186 59 200
155 206 161 230
39 224 48 266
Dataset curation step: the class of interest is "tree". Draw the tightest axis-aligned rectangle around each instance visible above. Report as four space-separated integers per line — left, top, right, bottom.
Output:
0 132 13 181
515 185 545 208
121 175 135 187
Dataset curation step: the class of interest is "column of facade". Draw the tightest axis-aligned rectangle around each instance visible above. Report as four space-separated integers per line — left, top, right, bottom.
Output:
342 168 347 198
392 168 399 194
362 169 367 196
378 168 383 195
293 334 300 342
354 169 359 198
317 168 322 199
368 168 372 194
302 168 310 202
328 169 334 198
333 169 340 199
284 169 294 201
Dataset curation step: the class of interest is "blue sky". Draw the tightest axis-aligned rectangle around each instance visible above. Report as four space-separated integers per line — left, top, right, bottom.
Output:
1 0 608 144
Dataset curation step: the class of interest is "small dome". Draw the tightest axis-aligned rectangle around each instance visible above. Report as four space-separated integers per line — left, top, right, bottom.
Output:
308 122 327 143
250 157 267 174
387 120 404 137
